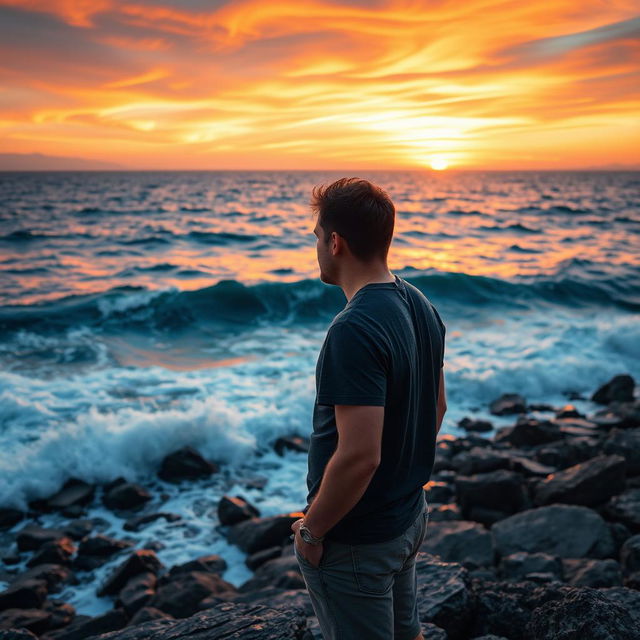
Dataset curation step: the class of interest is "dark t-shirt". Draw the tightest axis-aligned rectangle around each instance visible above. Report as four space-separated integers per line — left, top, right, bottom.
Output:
303 274 446 544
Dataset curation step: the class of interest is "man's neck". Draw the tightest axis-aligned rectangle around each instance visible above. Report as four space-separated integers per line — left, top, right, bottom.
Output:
341 267 395 302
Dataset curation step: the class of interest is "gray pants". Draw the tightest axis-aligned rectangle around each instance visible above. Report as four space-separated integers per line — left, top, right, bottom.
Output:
295 498 429 640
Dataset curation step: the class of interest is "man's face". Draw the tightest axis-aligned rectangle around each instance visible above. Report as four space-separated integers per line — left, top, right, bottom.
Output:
313 220 337 285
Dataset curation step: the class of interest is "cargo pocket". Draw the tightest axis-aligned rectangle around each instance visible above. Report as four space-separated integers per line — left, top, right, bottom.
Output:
350 536 405 595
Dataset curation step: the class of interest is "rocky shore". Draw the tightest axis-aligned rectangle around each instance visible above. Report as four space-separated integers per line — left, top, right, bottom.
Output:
1 373 639 639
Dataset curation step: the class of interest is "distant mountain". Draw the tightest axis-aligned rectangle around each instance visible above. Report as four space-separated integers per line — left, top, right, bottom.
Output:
0 153 126 170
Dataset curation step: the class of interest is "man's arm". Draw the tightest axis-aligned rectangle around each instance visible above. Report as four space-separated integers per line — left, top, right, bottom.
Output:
436 367 447 435
302 404 384 538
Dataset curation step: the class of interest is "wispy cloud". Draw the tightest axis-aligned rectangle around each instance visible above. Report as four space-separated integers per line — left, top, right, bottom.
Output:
0 0 637 169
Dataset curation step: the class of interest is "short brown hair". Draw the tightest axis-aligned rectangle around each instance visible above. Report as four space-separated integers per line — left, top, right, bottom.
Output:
310 177 395 262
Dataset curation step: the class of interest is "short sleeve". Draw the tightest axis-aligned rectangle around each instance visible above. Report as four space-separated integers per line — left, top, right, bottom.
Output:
316 321 387 406
432 305 446 368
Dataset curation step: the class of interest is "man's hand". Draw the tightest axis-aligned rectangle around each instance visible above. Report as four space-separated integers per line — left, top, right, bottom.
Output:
291 519 324 568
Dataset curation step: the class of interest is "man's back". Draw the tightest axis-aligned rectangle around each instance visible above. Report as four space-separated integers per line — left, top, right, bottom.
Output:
305 274 446 543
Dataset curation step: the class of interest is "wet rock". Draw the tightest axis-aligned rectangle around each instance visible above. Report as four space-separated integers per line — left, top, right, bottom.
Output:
228 514 301 554
415 553 474 640
149 571 236 618
45 479 94 511
533 454 626 507
128 606 173 626
561 558 622 587
494 417 562 447
123 512 181 532
525 586 639 639
455 469 529 524
217 495 260 525
61 519 94 541
428 503 462 522
41 599 74 630
499 552 563 581
0 628 39 639
604 428 640 475
98 550 164 597
0 509 24 531
78 534 133 558
491 504 615 559
458 417 493 433
239 555 302 593
117 572 157 616
246 546 282 571
450 447 511 475
229 587 311 614
0 579 47 610
274 435 309 456
507 456 556 477
420 520 494 568
0 609 51 634
10 564 76 592
555 405 583 419
166 555 227 578
620 534 640 574
489 393 527 416
533 435 601 469
158 446 218 482
43 608 128 640
15 525 67 552
104 483 152 511
604 488 640 531
591 374 636 405
87 602 306 640
26 537 76 568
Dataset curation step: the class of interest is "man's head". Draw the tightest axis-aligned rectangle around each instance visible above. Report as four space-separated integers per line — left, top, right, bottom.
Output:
310 177 395 285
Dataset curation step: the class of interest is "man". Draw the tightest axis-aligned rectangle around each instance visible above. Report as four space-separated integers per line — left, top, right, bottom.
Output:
291 177 447 640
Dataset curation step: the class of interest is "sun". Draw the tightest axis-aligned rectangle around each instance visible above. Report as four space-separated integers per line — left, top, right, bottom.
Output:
429 157 449 171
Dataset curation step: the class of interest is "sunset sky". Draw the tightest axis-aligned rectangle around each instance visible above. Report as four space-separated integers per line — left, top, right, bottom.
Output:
1 1 638 170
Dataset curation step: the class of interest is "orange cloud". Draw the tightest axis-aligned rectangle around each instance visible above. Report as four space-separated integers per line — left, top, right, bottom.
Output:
0 0 638 169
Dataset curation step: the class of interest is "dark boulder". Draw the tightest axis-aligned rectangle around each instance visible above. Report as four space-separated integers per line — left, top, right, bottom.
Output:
128 606 173 626
455 469 529 524
491 504 615 559
246 546 282 571
98 550 163 597
0 509 25 530
239 555 302 593
499 552 563 581
228 514 300 554
561 558 623 587
450 447 511 475
81 602 306 640
604 488 640 531
458 417 493 433
533 454 626 507
149 571 236 618
420 520 494 568
61 519 94 541
424 480 455 503
158 446 218 482
45 479 94 511
533 436 601 469
77 534 133 559
116 572 157 616
166 555 227 578
15 525 66 552
415 553 474 640
428 503 462 522
0 629 38 639
123 512 181 532
591 374 635 405
604 428 640 475
525 586 639 639
620 534 640 574
274 435 309 456
10 564 76 593
0 609 51 634
0 579 47 611
26 537 76 568
43 608 128 640
494 417 562 447
103 483 152 511
489 393 527 416
217 495 260 525
41 599 74 630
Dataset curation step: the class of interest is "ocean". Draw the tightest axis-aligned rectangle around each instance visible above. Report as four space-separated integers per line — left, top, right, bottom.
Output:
0 169 639 614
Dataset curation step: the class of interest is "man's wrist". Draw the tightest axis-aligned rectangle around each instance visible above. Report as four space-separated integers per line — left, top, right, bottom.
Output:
299 522 325 545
